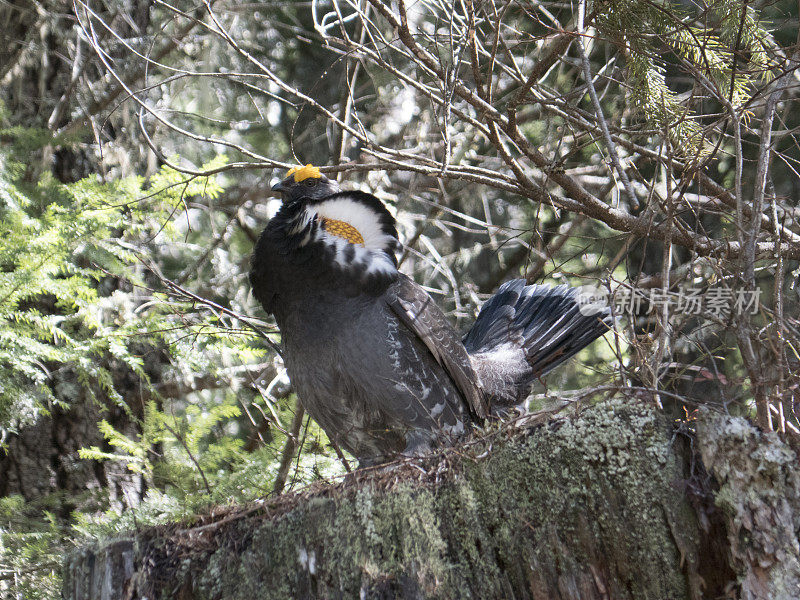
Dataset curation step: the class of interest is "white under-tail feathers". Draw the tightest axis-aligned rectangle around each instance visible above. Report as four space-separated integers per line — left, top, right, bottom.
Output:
464 279 612 408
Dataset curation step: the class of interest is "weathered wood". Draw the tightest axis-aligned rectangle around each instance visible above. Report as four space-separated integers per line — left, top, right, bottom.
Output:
62 400 800 600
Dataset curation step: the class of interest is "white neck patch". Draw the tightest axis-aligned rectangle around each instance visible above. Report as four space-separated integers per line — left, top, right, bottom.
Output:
285 193 401 279
308 195 397 253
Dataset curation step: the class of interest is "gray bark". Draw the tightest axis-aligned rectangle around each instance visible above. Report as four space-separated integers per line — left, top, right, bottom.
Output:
0 367 147 516
62 400 800 600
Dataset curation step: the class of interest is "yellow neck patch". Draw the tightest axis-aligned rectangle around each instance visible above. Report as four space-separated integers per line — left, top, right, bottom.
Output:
321 217 365 245
287 164 321 182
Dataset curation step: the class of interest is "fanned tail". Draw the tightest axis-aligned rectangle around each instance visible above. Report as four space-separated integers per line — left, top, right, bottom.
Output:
464 280 612 407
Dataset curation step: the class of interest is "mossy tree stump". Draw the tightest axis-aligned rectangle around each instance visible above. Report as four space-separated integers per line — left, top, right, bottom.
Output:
63 400 800 599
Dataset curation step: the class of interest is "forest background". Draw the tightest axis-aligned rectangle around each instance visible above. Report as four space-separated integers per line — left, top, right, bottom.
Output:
0 1 798 596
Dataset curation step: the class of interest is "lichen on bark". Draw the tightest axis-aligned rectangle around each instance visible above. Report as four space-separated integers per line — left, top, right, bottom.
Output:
697 409 800 599
63 399 800 600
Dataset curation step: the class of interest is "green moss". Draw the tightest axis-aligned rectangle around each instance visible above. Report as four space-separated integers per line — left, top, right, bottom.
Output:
66 400 703 599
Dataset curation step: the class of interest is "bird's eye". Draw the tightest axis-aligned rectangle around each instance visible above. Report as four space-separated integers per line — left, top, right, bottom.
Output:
306 179 318 187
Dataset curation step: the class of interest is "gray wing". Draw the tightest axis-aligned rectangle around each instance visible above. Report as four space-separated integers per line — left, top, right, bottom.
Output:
385 274 489 420
281 289 472 465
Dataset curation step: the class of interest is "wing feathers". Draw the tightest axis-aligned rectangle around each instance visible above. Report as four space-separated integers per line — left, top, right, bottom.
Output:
386 275 489 420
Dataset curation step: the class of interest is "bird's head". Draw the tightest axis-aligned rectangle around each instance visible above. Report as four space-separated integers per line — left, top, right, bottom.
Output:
271 164 340 203
261 163 401 292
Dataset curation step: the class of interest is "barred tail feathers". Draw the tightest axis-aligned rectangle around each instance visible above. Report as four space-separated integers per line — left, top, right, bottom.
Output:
464 280 612 407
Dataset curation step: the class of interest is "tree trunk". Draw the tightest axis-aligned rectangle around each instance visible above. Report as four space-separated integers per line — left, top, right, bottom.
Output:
0 366 148 516
62 400 800 600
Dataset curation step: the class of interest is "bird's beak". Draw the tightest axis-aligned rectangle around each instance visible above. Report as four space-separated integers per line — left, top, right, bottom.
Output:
271 175 295 197
271 180 286 194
